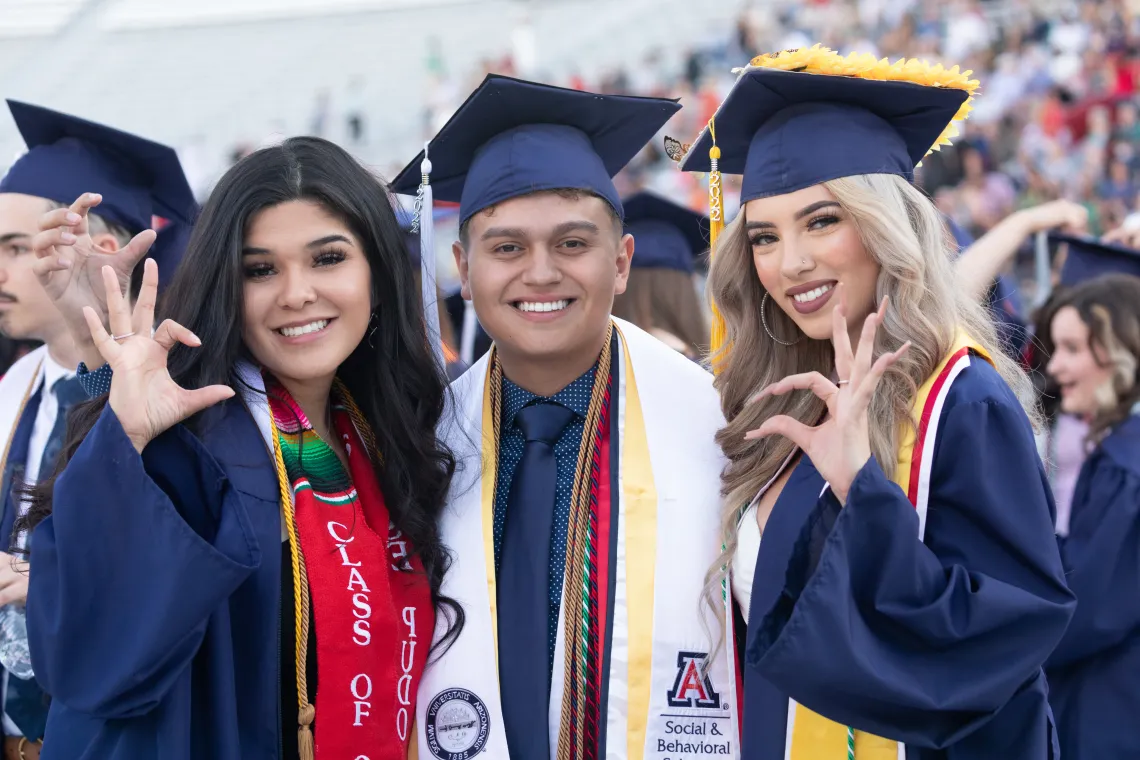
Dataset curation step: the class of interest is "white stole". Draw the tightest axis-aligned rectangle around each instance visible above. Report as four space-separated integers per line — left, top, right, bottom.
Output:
0 346 48 482
416 318 738 760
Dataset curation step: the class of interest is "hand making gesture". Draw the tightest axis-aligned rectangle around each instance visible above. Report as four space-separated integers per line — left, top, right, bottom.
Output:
84 259 234 453
746 287 910 502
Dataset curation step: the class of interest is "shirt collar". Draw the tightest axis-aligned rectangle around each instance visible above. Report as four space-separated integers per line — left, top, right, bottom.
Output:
502 363 598 428
38 351 76 397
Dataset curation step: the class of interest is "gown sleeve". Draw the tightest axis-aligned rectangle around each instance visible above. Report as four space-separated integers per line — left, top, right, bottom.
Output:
1046 456 1140 670
26 404 262 720
750 397 1076 748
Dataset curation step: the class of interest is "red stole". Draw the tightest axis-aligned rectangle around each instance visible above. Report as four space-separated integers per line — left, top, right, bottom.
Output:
288 406 432 758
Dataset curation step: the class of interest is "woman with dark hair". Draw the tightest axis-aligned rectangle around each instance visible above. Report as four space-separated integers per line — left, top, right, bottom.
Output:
1043 270 1140 758
20 137 460 760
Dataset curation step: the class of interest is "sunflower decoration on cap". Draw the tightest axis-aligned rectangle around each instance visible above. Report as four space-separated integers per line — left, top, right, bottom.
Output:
679 44 980 367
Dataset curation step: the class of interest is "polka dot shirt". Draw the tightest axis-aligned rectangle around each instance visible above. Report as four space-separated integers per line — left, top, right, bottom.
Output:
493 364 597 666
76 363 113 398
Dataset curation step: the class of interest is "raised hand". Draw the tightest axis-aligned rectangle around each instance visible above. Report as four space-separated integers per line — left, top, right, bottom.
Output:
32 193 157 365
85 259 234 453
745 286 910 503
1102 223 1140 250
1015 199 1089 237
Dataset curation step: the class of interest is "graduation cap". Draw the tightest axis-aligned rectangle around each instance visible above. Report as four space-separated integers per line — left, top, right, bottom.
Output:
390 74 681 224
390 75 679 370
623 191 709 273
0 100 197 234
1052 232 1140 286
680 53 973 202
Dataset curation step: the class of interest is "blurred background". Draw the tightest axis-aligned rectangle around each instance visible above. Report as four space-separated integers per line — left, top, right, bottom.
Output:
1 0 1137 298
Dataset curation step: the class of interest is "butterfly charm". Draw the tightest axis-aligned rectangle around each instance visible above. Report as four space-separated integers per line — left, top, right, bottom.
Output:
664 136 691 163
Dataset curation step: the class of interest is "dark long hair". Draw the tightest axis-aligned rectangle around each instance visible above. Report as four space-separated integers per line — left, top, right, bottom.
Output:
19 137 462 650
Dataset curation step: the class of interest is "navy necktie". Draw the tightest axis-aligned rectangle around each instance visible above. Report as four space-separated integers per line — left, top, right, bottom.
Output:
37 376 86 482
5 377 84 741
498 401 575 760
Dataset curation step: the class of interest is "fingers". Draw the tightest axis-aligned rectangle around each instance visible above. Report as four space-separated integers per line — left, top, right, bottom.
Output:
37 205 83 233
121 228 156 270
66 193 104 236
1102 226 1140 249
752 371 839 412
132 259 159 336
0 582 28 608
831 283 853 383
103 265 132 339
83 306 122 365
180 384 236 418
1064 203 1089 233
851 341 912 410
31 253 71 278
744 414 814 450
851 296 888 389
31 225 78 259
153 318 202 352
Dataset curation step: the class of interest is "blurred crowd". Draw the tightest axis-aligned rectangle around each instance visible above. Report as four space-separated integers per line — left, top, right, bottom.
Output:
415 0 1140 294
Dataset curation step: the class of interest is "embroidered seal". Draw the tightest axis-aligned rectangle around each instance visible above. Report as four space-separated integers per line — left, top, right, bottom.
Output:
425 688 490 760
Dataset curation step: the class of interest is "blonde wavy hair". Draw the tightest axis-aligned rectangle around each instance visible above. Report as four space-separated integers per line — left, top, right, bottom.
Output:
702 173 1038 629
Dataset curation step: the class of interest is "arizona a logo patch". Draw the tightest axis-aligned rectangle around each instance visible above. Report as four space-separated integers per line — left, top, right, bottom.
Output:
666 651 722 709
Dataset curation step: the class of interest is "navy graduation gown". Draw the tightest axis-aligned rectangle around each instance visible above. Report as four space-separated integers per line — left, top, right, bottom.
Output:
27 400 284 759
740 357 1075 759
1046 414 1140 758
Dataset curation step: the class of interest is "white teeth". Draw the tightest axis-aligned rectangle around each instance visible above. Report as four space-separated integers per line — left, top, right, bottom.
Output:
516 300 570 313
793 284 835 304
278 319 329 337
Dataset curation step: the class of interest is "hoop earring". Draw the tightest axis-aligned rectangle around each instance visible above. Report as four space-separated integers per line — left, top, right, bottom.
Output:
367 312 379 349
761 291 801 346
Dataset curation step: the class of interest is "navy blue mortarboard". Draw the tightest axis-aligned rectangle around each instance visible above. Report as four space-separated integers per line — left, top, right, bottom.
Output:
623 192 709 273
679 47 975 203
0 100 197 234
1052 232 1140 286
149 221 194 285
390 75 680 223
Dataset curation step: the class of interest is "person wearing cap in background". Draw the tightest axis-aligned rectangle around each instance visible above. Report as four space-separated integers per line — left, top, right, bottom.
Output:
391 75 736 760
444 283 492 366
611 191 709 359
951 199 1088 359
1038 234 1140 759
399 216 465 377
0 100 195 760
680 46 1074 758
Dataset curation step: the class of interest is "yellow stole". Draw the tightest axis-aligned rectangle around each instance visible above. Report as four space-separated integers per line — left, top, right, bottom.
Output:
787 334 991 760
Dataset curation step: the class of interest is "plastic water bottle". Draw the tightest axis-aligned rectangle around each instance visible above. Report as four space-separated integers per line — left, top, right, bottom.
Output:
0 604 34 680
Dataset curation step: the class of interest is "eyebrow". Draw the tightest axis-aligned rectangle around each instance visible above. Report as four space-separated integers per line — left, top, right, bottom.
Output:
745 201 842 230
480 220 601 241
242 234 352 256
0 233 30 246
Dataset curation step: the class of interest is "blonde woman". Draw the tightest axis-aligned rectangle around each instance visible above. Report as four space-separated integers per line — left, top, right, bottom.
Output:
681 48 1075 759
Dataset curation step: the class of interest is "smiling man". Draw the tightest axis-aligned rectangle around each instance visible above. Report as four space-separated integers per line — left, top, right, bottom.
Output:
392 76 737 760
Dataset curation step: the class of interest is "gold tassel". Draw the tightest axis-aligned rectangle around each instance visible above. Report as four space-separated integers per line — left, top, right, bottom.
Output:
706 119 729 372
269 407 318 760
298 703 316 760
